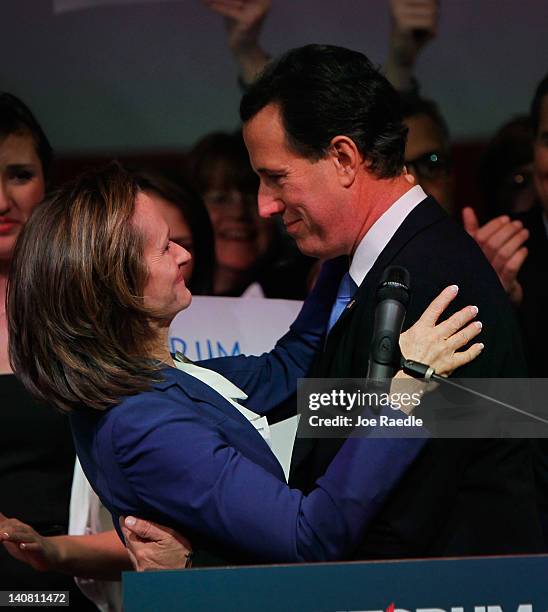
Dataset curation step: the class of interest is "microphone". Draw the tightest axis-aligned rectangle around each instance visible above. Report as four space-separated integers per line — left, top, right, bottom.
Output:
366 266 410 388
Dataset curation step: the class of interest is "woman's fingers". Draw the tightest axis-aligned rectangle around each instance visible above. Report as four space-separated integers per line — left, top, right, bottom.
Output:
450 342 485 371
436 305 479 340
418 285 459 326
2 529 34 543
19 542 42 552
401 286 485 376
0 521 39 544
446 320 483 351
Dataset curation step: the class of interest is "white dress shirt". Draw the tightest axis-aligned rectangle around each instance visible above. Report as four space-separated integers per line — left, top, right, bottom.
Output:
349 185 428 286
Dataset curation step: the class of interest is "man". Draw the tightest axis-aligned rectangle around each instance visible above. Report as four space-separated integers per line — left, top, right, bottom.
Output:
400 95 454 214
516 73 548 378
400 94 529 306
239 44 540 559
122 48 541 566
515 73 548 549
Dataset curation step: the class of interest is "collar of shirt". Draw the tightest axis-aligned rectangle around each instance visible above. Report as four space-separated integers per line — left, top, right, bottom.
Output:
172 356 273 448
173 357 248 402
349 185 427 287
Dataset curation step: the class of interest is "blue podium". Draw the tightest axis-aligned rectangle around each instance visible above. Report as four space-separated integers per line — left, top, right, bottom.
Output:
124 555 548 611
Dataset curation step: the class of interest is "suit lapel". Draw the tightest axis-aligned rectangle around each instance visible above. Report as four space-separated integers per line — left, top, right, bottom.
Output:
326 197 446 345
290 198 447 484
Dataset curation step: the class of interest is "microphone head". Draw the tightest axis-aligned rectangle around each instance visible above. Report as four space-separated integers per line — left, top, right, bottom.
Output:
377 265 410 306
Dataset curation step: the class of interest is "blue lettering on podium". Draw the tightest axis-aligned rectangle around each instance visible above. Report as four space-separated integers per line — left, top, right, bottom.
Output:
169 338 241 359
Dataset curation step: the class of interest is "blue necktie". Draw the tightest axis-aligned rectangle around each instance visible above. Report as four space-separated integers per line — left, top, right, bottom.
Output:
327 272 358 333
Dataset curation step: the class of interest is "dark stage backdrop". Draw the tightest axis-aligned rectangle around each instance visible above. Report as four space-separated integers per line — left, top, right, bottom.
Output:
1 0 546 155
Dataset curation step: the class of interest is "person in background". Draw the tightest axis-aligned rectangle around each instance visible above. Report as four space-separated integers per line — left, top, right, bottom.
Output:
512 73 548 552
203 0 438 93
203 0 271 87
381 0 530 305
398 94 529 306
384 0 438 94
187 130 312 298
0 92 99 609
399 94 454 214
514 74 548 378
132 169 215 296
478 116 536 218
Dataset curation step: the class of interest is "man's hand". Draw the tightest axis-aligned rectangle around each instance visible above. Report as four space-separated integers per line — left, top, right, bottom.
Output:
121 516 192 572
386 0 438 90
462 207 528 305
0 513 60 572
204 0 271 84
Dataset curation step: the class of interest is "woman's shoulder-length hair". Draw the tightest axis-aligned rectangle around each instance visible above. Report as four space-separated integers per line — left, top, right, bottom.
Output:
8 161 163 413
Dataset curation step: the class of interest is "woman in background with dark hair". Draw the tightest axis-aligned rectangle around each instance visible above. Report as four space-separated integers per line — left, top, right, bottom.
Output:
478 116 536 218
187 129 312 298
0 92 98 608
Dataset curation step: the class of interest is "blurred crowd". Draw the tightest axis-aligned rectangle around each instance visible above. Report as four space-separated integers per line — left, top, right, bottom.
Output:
1 0 547 609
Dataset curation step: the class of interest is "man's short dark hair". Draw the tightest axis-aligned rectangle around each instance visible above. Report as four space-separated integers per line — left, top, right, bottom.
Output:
240 44 407 178
531 73 548 136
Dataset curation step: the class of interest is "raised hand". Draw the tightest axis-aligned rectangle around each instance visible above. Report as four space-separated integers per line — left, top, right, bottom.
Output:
385 0 439 90
462 207 528 305
204 0 271 84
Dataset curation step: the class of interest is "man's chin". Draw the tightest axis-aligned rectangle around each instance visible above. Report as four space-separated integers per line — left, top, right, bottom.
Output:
294 239 334 260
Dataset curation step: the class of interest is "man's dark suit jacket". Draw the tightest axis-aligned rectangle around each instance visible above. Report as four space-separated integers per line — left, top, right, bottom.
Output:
290 196 542 559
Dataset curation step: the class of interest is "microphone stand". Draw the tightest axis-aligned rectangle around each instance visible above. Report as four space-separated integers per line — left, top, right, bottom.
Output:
400 358 548 427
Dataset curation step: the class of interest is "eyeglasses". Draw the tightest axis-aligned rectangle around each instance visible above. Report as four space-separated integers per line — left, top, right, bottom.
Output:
405 151 451 181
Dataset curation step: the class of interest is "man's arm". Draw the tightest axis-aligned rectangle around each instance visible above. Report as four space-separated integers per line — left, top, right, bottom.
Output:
384 0 438 92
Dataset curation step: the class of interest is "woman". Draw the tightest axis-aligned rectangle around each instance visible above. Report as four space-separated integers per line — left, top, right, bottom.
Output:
7 162 482 564
0 92 100 607
187 130 312 298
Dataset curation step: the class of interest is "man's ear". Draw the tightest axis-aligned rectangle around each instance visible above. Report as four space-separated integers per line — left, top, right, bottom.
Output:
328 136 362 187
